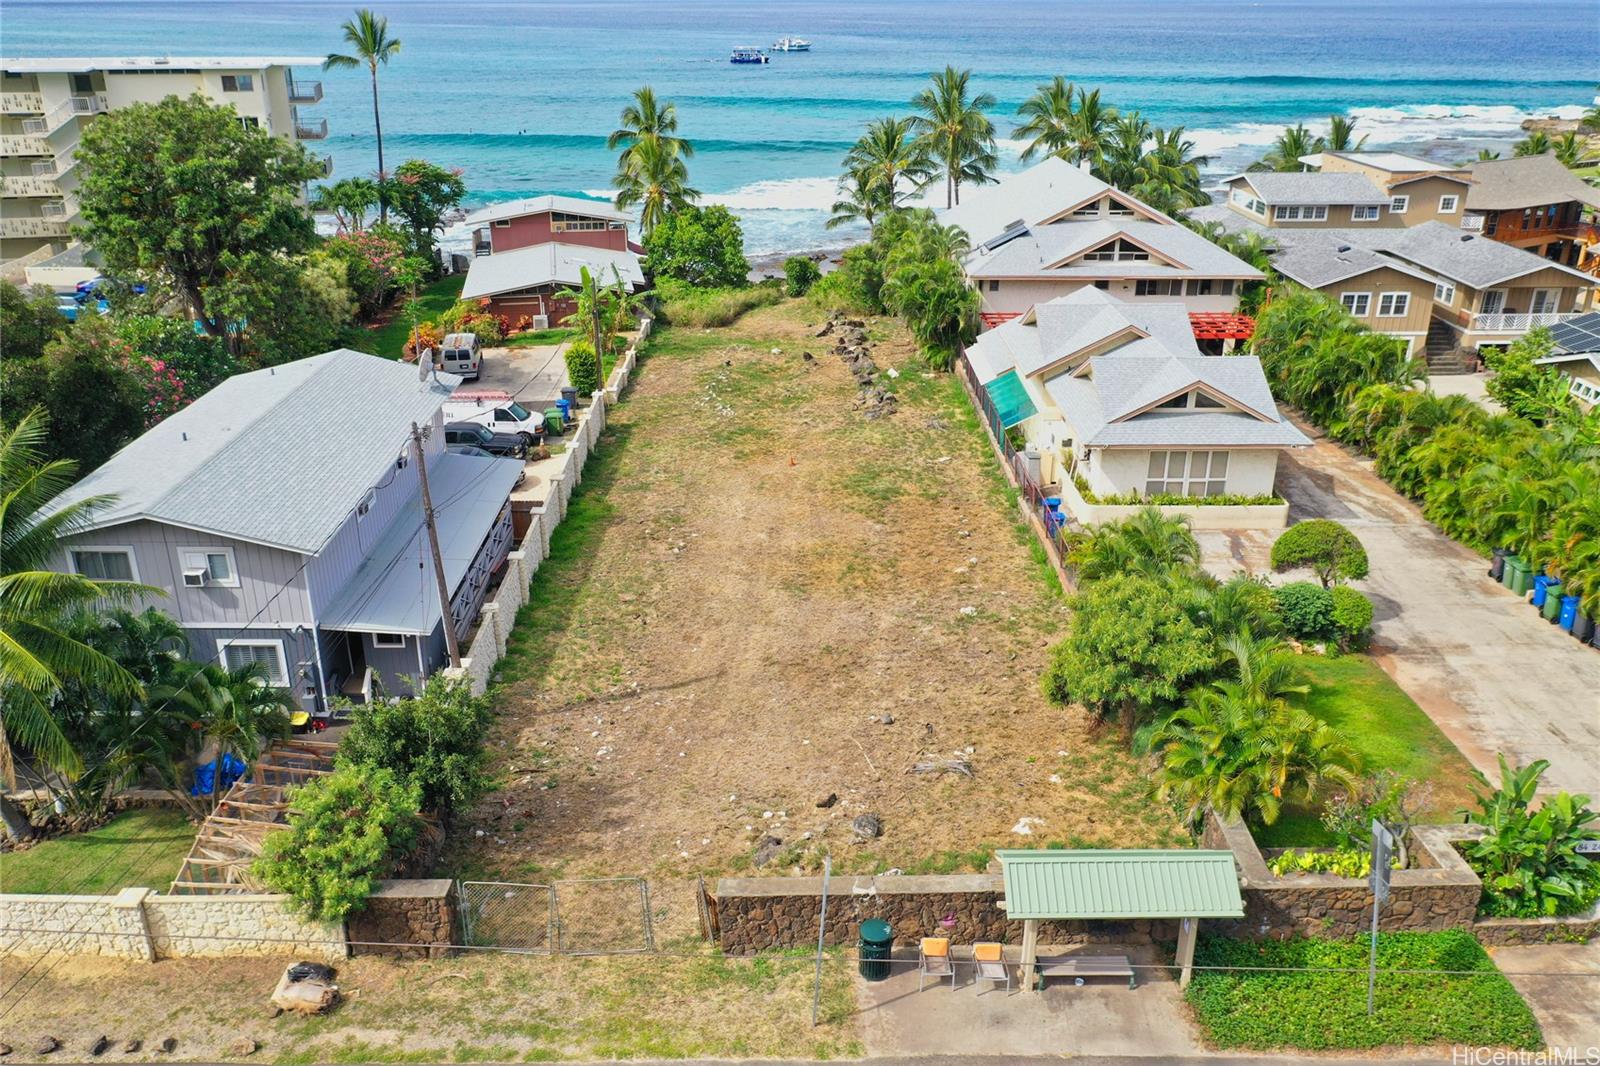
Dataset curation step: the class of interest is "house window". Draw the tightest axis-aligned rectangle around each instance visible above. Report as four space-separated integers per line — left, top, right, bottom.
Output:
1434 280 1456 304
372 633 407 648
1230 187 1266 216
218 640 289 686
180 547 238 587
1220 280 1236 295
1390 195 1409 214
550 211 610 232
1481 289 1507 316
1377 292 1410 318
1350 205 1382 222
1145 450 1229 498
1339 292 1372 317
70 548 136 581
1195 392 1226 409
238 117 259 130
1529 289 1557 315
492 218 510 228
1157 392 1191 409
1185 279 1215 296
220 74 254 92
1080 238 1151 263
1093 280 1110 290
1273 205 1329 222
987 280 1000 292
1438 194 1459 214
1135 279 1183 296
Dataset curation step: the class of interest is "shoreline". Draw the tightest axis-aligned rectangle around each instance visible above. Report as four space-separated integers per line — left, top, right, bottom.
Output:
746 246 850 283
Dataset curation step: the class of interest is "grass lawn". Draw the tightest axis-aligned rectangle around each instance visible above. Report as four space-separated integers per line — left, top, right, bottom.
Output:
359 274 465 359
1 809 194 894
1255 653 1480 847
504 327 577 348
1186 931 1541 1051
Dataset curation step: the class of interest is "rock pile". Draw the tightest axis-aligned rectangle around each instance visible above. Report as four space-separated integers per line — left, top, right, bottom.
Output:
820 314 897 419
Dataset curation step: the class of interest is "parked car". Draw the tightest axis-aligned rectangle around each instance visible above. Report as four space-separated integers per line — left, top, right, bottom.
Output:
56 294 109 322
427 332 481 380
448 443 527 487
443 421 527 459
443 389 549 446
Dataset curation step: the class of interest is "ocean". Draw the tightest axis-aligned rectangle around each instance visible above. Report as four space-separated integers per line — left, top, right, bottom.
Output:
3 0 1596 255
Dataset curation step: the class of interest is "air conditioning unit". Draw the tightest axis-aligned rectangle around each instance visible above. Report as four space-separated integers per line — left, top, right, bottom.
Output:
530 315 550 330
181 568 208 588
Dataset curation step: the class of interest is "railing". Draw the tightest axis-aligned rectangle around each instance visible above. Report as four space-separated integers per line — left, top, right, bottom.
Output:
0 174 61 197
0 92 45 113
21 94 108 136
1470 311 1579 333
316 154 333 177
1459 214 1485 232
0 134 52 155
294 117 328 140
287 79 323 104
0 216 70 238
39 199 69 218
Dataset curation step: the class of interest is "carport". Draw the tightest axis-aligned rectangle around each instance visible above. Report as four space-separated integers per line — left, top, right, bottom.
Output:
997 849 1244 991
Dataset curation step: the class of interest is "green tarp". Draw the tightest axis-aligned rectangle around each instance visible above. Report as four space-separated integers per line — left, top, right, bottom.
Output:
983 370 1037 428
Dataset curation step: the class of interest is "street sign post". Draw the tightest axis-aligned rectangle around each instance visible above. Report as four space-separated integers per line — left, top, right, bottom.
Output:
1367 819 1396 1016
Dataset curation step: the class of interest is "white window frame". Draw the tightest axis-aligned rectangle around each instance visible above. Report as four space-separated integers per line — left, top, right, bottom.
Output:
216 639 289 686
492 218 510 228
1481 288 1507 316
68 546 139 582
1438 194 1460 214
1529 289 1556 315
1390 195 1409 214
1377 292 1410 318
1339 291 1372 317
1350 205 1382 222
220 74 254 93
178 546 240 588
1434 279 1456 304
1145 450 1229 498
372 632 407 648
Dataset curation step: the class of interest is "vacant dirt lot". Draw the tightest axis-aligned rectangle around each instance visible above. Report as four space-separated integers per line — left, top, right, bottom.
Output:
449 300 1187 932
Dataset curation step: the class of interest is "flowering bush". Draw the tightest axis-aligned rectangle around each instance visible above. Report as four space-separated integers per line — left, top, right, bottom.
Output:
429 299 505 345
402 322 444 362
119 351 187 426
326 226 409 317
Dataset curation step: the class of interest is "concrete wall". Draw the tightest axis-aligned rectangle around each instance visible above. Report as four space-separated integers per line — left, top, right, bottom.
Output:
1067 452 1291 531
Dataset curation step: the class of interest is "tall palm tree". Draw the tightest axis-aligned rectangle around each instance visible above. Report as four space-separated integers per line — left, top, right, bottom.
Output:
909 66 998 208
1098 112 1154 190
1012 76 1079 163
154 661 292 812
607 86 693 163
1062 87 1118 168
0 411 150 839
612 135 698 236
1250 124 1325 172
1325 114 1367 152
840 116 932 224
325 9 403 223
827 167 882 232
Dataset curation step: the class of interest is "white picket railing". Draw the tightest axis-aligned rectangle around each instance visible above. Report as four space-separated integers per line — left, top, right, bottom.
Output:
1470 312 1578 333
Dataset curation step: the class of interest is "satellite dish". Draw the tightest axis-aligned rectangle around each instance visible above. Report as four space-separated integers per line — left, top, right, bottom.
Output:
417 351 434 382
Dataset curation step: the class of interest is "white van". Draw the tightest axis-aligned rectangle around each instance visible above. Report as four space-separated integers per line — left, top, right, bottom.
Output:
442 389 548 446
430 332 480 380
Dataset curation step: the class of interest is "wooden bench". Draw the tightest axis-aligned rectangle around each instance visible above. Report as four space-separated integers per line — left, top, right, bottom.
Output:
1034 953 1136 989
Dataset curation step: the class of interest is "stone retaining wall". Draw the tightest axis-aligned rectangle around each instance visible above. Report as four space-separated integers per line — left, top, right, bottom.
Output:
346 879 456 959
1471 910 1600 946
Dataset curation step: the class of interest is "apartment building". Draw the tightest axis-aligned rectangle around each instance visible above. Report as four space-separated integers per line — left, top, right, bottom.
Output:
1 56 330 284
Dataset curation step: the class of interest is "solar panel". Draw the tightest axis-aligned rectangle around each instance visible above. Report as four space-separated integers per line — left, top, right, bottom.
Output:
1549 312 1600 353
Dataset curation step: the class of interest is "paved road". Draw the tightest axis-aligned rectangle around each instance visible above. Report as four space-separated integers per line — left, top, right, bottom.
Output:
1202 423 1600 795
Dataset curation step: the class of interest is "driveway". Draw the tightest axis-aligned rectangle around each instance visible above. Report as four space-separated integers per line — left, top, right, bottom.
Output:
1198 423 1600 795
472 341 570 413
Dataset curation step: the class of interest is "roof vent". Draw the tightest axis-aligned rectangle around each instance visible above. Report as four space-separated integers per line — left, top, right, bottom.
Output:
1460 234 1473 242
181 431 188 442
1336 245 1351 253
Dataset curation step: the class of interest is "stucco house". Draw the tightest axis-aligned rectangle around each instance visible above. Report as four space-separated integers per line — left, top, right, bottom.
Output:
46 349 525 712
964 288 1308 524
938 158 1263 335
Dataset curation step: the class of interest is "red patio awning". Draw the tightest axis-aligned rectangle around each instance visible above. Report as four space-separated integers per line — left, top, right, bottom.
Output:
980 311 1021 329
1189 312 1255 341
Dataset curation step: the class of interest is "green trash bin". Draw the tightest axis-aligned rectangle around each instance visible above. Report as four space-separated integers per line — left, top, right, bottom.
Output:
1500 554 1520 588
858 919 893 982
1506 557 1533 597
1542 584 1564 622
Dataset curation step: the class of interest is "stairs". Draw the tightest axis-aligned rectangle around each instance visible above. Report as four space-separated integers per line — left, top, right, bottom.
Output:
1424 319 1472 375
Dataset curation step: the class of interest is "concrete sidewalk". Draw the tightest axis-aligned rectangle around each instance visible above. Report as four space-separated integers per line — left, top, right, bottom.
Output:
1488 940 1600 1051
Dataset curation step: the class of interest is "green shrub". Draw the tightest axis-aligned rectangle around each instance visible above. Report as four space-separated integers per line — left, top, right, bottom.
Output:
1270 519 1369 587
564 338 602 396
1461 756 1600 918
643 204 750 288
1267 845 1380 878
337 674 492 814
1329 586 1374 651
654 277 781 328
255 765 423 922
783 256 821 297
1275 582 1335 641
432 299 505 345
1186 931 1541 1050
807 266 874 314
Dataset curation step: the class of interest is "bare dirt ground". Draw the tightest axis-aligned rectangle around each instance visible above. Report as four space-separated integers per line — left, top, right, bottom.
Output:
450 300 1187 936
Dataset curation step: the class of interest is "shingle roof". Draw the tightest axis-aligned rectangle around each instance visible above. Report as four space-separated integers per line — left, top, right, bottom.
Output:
1229 172 1390 206
965 219 1264 279
998 849 1245 920
1465 154 1600 212
1285 221 1599 289
47 350 460 554
461 242 644 299
1269 236 1437 289
463 194 629 226
937 157 1120 245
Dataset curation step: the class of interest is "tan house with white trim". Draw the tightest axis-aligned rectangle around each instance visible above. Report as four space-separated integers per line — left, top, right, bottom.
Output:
1267 239 1437 354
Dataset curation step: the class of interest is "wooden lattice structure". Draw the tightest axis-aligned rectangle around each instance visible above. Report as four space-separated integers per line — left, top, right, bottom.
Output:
169 738 338 895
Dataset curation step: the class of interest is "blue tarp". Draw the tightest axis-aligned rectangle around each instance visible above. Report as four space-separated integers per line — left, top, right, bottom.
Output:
983 370 1038 428
191 752 247 797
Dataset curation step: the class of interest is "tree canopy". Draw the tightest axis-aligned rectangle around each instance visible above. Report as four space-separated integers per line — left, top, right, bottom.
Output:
642 204 749 288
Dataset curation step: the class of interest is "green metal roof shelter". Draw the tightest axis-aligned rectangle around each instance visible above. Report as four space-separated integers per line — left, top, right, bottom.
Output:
997 849 1244 990
982 370 1039 428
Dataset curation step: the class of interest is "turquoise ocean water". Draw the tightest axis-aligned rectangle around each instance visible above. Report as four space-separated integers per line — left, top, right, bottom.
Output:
3 0 1596 253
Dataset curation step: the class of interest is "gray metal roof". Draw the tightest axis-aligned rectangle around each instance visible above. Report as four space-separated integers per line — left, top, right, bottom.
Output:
1229 172 1390 206
463 195 630 227
1465 154 1600 212
461 242 644 299
48 350 461 554
966 219 1263 280
938 157 1124 245
1269 237 1437 289
0 56 323 72
318 451 525 635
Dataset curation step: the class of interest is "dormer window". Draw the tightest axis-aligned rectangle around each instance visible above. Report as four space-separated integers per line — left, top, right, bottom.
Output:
1079 238 1150 263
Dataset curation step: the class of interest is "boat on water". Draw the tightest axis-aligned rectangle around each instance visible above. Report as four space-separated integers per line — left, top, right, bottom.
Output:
730 46 770 64
771 36 812 51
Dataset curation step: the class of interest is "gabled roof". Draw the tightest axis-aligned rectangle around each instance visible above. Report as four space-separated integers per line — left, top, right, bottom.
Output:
463 195 629 227
1269 236 1438 289
1227 171 1390 206
1464 154 1600 212
47 350 460 554
1326 221 1598 289
966 220 1263 280
937 157 1128 245
998 849 1244 920
461 242 644 299
1323 151 1462 175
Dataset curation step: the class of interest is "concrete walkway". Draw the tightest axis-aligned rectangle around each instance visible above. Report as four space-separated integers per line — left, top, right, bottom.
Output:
1198 424 1600 795
1488 940 1600 1051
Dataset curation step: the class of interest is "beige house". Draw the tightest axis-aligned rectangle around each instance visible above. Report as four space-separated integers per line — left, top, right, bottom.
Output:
1462 154 1600 274
1315 152 1474 227
1267 239 1437 354
1 56 329 284
1212 152 1473 233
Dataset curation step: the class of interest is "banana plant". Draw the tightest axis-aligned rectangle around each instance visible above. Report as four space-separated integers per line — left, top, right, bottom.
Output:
1460 755 1600 918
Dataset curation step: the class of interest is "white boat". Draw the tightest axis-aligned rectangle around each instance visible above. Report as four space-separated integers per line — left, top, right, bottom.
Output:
772 36 812 52
730 45 770 64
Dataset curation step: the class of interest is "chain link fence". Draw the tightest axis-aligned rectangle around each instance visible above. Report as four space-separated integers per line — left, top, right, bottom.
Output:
457 877 654 955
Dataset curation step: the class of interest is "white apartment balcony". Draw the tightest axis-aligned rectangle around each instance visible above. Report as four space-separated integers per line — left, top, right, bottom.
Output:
39 199 70 219
0 216 71 238
295 117 329 140
1 92 45 114
288 79 323 104
1 174 62 197
1470 311 1579 334
0 134 52 156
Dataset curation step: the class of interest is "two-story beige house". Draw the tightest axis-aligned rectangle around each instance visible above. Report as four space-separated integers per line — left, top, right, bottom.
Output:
1267 238 1438 355
1462 154 1600 274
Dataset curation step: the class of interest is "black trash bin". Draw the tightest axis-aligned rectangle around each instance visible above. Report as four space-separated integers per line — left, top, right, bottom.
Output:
858 919 893 982
1488 547 1509 582
1573 612 1596 645
560 385 580 410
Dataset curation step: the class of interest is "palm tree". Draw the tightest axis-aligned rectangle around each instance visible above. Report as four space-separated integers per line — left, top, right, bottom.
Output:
607 86 693 164
1068 506 1200 581
1325 114 1367 152
827 167 882 232
1012 76 1079 163
1250 124 1325 172
1097 112 1154 190
840 116 931 225
1583 90 1600 132
324 9 403 223
1514 131 1553 158
555 265 616 388
1476 149 1502 162
909 66 998 208
154 661 292 811
0 411 150 839
1552 131 1587 169
612 135 699 236
310 177 381 234
1062 87 1118 168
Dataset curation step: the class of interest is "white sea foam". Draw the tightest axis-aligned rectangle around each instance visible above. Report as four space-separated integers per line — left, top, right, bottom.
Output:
702 176 841 213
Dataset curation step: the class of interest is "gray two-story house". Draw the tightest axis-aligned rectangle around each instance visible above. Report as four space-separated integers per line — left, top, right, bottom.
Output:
47 348 525 711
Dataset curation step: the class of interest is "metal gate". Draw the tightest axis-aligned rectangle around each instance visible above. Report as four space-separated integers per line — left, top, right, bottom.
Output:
457 877 654 955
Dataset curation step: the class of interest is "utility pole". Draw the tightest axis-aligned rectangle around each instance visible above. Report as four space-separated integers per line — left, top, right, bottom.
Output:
411 422 462 668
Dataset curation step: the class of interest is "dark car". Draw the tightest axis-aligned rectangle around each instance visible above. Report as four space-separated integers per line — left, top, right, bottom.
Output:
443 422 526 459
447 443 528 487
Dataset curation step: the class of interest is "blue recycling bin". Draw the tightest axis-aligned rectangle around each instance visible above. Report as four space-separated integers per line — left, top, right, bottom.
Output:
1558 595 1581 631
1531 574 1553 608
555 397 572 424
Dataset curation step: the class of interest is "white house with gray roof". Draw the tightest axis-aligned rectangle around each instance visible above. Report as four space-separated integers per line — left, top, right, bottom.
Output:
938 158 1263 329
46 349 525 712
965 288 1308 523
